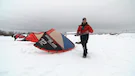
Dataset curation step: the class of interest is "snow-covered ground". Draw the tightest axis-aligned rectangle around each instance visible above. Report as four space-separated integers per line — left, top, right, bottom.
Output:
0 33 135 76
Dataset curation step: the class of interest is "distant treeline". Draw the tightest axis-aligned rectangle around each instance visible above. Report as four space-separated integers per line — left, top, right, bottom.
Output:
0 30 120 36
65 32 119 35
0 30 28 36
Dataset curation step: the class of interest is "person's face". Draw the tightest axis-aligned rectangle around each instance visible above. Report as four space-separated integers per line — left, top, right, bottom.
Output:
82 19 86 23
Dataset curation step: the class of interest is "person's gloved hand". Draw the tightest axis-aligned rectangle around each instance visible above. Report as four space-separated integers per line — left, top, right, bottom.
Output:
75 34 79 36
74 33 80 36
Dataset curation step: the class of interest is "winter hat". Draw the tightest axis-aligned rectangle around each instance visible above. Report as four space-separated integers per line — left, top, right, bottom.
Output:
82 18 86 20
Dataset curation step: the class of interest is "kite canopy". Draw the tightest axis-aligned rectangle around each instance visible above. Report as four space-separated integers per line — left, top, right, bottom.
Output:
13 34 26 41
24 32 44 42
14 34 25 39
34 28 75 53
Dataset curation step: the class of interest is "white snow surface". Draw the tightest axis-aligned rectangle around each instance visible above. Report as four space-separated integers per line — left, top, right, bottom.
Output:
0 33 135 76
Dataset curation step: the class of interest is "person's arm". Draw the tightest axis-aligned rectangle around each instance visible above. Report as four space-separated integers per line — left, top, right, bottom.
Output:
88 25 93 33
76 25 81 36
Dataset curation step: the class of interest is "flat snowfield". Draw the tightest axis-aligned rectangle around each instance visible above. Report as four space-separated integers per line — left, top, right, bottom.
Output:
0 33 135 76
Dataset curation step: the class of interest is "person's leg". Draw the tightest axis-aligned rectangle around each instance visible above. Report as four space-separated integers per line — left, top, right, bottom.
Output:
84 41 87 57
80 35 88 57
85 34 89 54
85 42 88 54
82 41 87 57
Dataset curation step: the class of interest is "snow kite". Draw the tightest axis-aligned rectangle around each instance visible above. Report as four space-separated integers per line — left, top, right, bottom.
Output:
34 28 75 53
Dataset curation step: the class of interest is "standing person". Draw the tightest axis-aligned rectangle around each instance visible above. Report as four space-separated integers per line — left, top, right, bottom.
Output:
76 18 93 58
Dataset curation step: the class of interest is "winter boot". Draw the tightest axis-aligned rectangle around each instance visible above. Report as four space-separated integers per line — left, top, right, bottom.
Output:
83 52 87 58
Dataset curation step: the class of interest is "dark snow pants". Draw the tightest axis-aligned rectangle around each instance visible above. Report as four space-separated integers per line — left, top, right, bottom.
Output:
80 34 89 56
81 41 88 56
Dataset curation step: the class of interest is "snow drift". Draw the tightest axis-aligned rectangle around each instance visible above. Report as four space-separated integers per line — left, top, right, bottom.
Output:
0 33 135 76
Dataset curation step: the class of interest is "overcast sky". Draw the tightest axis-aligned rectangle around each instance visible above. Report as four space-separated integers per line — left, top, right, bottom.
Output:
0 0 135 33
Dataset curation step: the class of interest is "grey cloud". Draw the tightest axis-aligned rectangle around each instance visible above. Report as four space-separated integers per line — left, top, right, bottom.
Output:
0 0 135 33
